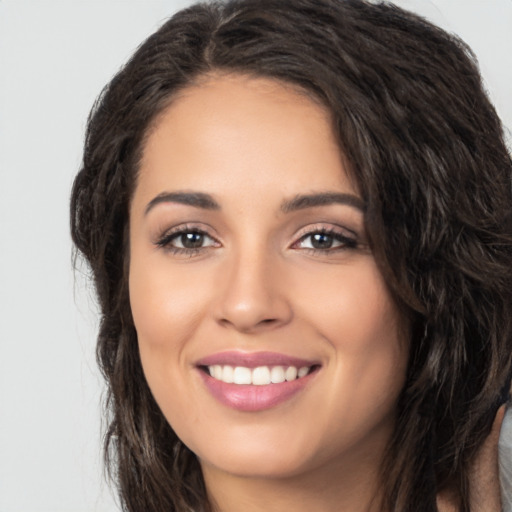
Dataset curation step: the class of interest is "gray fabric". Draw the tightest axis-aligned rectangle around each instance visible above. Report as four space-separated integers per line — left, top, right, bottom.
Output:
500 407 512 512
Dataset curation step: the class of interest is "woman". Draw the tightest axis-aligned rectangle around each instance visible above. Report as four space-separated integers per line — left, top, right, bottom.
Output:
70 0 512 510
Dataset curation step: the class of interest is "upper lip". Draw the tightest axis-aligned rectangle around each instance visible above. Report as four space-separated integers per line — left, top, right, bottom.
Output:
195 351 319 369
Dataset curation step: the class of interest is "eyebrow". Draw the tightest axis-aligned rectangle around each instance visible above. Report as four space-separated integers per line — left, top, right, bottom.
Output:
144 190 365 215
145 191 221 215
280 192 365 213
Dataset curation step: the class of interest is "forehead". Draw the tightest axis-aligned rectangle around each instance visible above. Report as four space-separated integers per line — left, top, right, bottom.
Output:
134 74 356 209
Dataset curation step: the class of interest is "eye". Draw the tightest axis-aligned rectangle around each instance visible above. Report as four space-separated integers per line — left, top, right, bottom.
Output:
294 229 358 252
155 227 219 254
172 231 213 249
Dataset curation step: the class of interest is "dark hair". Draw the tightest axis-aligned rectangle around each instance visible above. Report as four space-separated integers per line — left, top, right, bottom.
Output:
70 0 512 510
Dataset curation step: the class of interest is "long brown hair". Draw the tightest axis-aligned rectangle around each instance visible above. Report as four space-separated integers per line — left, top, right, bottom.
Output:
71 1 512 510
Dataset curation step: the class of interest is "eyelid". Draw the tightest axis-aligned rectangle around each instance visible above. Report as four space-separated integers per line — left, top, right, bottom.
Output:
292 223 357 242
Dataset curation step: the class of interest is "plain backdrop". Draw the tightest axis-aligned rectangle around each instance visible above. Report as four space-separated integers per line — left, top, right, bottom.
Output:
0 1 511 511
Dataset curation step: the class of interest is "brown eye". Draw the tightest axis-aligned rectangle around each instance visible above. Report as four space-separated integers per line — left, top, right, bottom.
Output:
156 228 218 252
178 232 205 249
310 233 335 249
296 230 357 251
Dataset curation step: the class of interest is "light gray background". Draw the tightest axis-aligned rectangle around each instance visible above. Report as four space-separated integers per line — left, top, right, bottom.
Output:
0 1 511 511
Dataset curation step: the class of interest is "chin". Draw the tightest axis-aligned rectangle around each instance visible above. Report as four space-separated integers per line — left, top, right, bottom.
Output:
199 445 320 480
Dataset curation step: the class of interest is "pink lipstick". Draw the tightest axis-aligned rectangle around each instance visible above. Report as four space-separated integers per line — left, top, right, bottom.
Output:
196 351 320 412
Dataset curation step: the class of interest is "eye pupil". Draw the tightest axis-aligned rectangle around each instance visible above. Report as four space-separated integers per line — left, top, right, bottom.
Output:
181 232 204 248
311 233 333 249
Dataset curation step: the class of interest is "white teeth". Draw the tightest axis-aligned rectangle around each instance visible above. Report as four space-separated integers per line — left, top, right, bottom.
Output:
298 366 309 378
207 364 313 385
270 366 286 383
285 366 298 381
212 365 223 380
233 366 252 385
252 366 271 385
222 365 234 383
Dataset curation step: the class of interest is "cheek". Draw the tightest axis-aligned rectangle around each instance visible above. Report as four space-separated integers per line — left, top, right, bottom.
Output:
128 260 210 431
295 256 404 350
129 254 209 349
295 258 408 416
128 251 207 403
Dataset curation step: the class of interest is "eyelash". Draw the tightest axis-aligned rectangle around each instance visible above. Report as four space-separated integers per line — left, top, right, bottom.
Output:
154 225 358 256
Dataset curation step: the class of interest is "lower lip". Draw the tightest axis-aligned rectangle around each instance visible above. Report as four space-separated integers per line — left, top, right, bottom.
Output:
198 370 317 412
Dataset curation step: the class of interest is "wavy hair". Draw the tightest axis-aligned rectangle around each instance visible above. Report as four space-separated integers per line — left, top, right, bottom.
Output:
70 1 512 510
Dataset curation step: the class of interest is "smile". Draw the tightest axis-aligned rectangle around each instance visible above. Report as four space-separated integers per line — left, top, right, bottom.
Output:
196 351 320 411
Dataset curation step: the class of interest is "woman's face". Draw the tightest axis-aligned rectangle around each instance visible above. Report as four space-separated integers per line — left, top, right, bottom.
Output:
129 74 408 482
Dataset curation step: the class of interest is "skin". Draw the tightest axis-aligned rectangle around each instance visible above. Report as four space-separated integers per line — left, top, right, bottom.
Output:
128 73 413 512
437 405 505 512
468 405 505 512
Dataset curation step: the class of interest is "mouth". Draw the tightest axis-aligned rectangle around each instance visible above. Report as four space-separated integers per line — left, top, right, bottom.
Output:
195 351 321 412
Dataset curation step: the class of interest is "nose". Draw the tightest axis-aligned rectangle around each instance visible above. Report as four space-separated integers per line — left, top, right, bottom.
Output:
214 249 293 334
